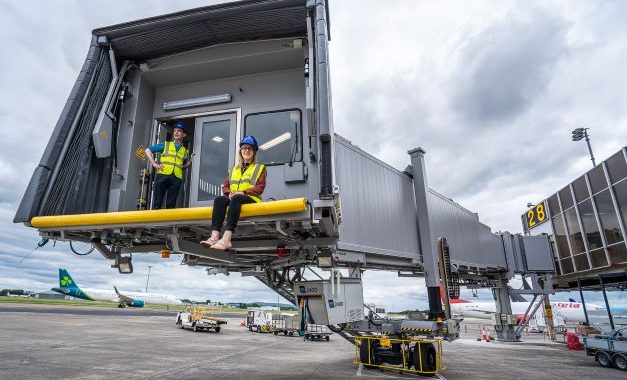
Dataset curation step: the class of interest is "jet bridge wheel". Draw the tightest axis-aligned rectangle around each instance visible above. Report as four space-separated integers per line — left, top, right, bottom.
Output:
358 340 380 369
597 351 612 368
613 354 627 371
412 342 437 375
214 327 221 333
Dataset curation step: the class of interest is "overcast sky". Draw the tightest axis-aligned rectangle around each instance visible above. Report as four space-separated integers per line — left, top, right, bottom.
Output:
1 0 626 310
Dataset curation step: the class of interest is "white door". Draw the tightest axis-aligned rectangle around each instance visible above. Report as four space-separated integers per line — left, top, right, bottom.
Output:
190 113 237 207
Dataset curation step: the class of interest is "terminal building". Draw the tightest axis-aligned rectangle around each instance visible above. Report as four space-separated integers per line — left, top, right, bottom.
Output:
523 147 627 291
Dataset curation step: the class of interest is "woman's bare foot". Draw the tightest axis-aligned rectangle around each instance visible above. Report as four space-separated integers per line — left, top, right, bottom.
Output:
199 231 220 248
210 239 232 251
211 231 232 250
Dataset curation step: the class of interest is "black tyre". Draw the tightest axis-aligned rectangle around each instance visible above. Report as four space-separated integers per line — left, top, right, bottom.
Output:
288 331 293 336
248 325 253 332
193 324 198 333
359 340 379 369
214 327 221 333
413 342 437 375
178 321 183 329
325 336 330 341
257 326 261 333
274 331 278 335
597 352 612 368
284 331 288 336
613 354 627 371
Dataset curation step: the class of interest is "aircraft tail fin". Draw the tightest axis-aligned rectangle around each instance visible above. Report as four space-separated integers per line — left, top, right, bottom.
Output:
59 269 79 289
439 283 471 304
114 286 120 295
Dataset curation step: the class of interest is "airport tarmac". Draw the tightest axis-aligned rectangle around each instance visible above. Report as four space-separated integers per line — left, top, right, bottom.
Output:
0 304 622 380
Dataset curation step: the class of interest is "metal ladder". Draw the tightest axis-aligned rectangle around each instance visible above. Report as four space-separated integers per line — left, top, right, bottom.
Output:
254 267 303 305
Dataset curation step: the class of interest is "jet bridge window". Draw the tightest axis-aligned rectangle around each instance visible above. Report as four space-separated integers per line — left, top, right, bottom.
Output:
244 109 302 165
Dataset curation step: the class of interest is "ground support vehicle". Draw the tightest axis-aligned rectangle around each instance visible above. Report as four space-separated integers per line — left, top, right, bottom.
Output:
329 316 457 376
305 324 333 342
272 315 301 336
246 310 275 333
176 307 227 333
583 327 627 371
355 335 443 376
305 324 332 341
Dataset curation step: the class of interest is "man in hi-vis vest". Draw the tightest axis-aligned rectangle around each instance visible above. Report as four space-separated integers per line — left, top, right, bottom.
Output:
145 121 192 209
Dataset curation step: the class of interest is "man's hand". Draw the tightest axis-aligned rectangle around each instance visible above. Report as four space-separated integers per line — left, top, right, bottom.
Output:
152 161 164 171
184 153 195 168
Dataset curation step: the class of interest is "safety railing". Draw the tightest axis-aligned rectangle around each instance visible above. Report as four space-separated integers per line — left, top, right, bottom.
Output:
188 306 222 321
353 335 445 376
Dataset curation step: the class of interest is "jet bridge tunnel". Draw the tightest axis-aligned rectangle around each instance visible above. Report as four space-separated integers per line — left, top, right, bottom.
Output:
14 0 556 340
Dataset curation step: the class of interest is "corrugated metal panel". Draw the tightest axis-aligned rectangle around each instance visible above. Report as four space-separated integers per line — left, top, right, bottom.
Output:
94 0 308 61
427 190 507 269
14 37 113 222
39 48 114 216
334 135 508 270
335 136 420 259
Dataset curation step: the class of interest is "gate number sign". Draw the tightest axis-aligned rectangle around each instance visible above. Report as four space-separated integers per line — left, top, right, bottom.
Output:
524 201 548 231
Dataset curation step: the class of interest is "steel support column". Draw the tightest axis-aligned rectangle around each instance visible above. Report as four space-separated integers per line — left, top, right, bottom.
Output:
543 294 556 341
577 278 590 326
599 275 615 330
494 275 517 341
409 148 442 320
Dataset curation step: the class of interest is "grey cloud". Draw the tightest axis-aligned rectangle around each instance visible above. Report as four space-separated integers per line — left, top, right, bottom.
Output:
451 8 569 124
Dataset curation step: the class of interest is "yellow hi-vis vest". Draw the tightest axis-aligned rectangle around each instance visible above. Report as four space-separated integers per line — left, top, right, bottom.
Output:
229 163 265 203
159 141 188 179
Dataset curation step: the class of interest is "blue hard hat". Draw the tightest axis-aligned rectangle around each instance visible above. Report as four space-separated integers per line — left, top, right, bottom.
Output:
239 135 258 151
173 120 187 132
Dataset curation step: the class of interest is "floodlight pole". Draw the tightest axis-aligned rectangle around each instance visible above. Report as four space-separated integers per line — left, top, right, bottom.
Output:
145 265 152 292
583 129 596 167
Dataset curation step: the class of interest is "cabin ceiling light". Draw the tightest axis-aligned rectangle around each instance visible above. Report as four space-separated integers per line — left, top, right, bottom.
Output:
163 94 231 111
259 132 291 151
212 136 224 143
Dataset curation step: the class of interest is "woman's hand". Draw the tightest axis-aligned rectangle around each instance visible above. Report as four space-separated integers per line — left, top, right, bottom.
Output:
229 191 244 199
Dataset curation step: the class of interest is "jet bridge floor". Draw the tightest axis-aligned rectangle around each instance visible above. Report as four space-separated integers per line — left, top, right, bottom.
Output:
29 198 339 268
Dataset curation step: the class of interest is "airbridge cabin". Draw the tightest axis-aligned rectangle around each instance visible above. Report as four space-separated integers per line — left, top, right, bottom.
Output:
16 0 329 219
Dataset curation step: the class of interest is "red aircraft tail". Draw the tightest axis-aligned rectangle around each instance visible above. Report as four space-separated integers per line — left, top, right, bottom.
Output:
439 283 471 304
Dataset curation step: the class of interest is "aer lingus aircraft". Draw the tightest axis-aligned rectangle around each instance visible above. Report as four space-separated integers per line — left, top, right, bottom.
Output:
52 269 183 307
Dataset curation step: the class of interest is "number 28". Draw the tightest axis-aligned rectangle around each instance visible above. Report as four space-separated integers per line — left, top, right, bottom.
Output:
527 203 546 228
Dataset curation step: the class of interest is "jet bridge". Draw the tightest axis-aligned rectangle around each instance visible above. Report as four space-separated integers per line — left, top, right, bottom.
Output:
15 0 555 344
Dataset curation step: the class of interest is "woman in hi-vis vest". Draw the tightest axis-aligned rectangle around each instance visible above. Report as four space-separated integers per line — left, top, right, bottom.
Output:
200 136 266 251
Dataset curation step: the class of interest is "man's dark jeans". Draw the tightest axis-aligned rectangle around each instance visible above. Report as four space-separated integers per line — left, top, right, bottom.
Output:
153 174 182 209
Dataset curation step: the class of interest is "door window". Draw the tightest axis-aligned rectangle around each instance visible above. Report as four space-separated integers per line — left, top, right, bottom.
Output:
190 113 236 206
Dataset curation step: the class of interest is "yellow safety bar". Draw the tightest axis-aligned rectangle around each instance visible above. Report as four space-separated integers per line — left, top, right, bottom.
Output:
30 197 308 228
354 335 445 376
